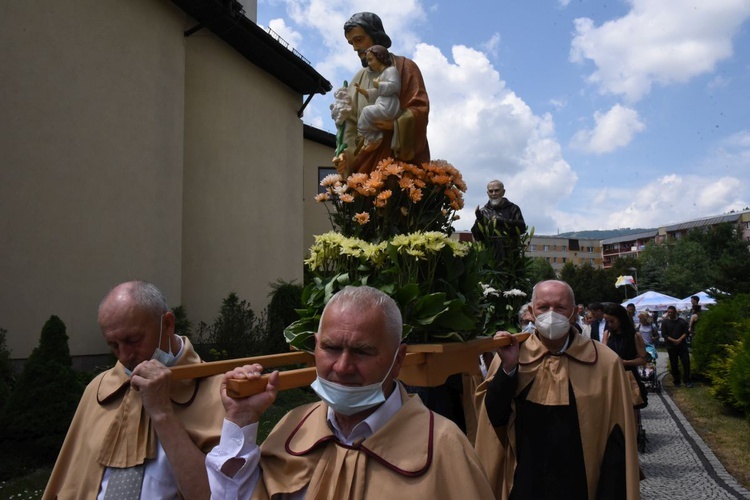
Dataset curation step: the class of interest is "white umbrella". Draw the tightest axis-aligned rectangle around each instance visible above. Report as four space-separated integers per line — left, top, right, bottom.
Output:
622 291 681 311
677 290 718 310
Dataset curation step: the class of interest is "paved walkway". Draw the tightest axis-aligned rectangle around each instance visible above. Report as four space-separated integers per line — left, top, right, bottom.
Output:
639 351 750 499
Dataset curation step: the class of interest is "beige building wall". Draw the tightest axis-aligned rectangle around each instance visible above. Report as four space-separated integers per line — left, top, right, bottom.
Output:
1 0 323 363
180 31 305 324
1 0 186 360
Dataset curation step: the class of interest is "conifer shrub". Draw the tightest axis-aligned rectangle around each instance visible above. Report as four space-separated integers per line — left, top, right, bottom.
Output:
0 316 83 479
263 280 303 354
194 293 267 360
172 304 193 338
0 327 15 411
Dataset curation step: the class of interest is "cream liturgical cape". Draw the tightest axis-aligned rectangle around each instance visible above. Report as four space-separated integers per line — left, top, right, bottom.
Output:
43 337 224 500
253 384 494 500
474 332 641 500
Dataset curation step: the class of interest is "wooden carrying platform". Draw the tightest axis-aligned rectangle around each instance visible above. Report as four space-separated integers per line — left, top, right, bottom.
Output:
170 333 529 398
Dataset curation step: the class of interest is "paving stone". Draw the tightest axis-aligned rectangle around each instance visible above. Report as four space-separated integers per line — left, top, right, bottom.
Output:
638 350 750 499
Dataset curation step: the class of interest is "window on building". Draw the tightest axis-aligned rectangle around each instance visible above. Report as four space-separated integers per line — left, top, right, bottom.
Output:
543 245 550 251
530 244 537 251
317 167 338 196
562 257 567 263
553 257 557 263
561 245 567 252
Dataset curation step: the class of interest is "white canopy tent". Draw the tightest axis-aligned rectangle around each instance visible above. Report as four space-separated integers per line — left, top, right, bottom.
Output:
677 290 718 310
622 291 681 312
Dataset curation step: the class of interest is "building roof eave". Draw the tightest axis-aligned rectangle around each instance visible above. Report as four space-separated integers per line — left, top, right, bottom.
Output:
171 0 332 97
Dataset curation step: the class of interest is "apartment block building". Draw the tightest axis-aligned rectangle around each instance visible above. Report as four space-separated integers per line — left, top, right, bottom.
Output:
527 236 603 273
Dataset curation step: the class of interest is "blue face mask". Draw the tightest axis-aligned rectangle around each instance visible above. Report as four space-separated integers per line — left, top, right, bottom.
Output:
310 347 400 416
151 314 178 367
123 314 178 377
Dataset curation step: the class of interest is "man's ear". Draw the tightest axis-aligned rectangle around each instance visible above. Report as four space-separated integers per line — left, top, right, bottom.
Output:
164 311 176 335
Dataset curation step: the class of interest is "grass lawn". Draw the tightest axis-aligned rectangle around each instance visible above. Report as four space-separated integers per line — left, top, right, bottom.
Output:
666 380 750 490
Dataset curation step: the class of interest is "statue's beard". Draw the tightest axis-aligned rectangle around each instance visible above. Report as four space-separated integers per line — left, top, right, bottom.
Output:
359 53 368 68
489 198 502 207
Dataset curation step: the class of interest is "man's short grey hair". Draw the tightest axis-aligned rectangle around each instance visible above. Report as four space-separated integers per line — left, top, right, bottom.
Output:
531 280 575 306
319 286 402 345
517 302 532 323
100 280 169 319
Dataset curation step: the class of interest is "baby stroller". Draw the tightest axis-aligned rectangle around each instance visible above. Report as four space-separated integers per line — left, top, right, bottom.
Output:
636 344 659 453
639 344 661 393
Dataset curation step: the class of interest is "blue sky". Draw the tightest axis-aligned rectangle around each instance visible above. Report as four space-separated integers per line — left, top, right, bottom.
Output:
255 0 750 235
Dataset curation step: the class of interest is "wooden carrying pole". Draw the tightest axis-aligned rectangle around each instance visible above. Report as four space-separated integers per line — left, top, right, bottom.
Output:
171 333 530 398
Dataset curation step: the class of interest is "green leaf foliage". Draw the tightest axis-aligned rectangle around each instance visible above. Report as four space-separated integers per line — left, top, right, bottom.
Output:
0 316 83 479
0 327 15 411
691 294 750 375
193 293 268 361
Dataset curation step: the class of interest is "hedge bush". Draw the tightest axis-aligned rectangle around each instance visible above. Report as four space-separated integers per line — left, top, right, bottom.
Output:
691 294 750 375
264 280 303 354
0 316 83 479
194 293 268 361
727 320 750 417
0 327 15 411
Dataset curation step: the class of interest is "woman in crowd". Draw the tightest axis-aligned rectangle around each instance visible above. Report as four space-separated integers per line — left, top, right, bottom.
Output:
637 311 658 346
602 303 649 419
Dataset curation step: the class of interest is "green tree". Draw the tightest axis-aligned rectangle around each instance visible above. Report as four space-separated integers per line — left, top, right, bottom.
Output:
0 327 15 411
194 293 267 360
263 280 303 354
172 304 193 338
528 257 556 285
637 223 750 297
0 316 83 479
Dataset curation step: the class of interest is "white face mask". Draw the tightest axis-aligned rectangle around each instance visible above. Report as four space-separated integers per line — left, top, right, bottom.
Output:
311 347 400 416
534 310 574 341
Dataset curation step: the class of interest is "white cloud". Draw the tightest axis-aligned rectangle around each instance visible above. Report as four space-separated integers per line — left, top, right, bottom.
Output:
549 98 567 111
481 33 501 59
570 104 645 154
570 0 750 102
558 173 747 232
413 44 574 232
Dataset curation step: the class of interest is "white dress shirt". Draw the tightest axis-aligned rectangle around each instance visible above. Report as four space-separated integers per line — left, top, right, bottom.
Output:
206 384 404 499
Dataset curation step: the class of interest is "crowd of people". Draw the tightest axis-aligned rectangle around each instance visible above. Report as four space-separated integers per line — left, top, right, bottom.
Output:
45 278 671 500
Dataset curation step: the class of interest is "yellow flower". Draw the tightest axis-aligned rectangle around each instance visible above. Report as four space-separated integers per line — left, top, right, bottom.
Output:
315 192 330 202
354 212 370 225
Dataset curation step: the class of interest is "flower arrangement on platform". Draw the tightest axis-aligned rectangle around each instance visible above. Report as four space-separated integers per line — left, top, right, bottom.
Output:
285 158 531 350
315 158 466 242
